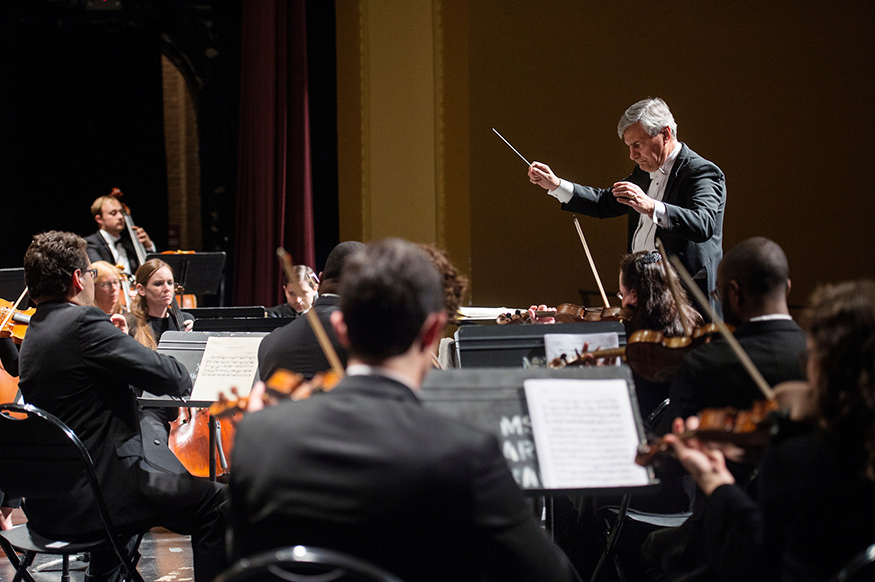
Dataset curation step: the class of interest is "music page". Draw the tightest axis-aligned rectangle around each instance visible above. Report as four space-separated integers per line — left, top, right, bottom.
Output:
523 378 649 489
190 336 264 402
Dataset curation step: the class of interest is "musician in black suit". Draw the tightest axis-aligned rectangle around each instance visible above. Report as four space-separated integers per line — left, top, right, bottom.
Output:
656 281 875 581
643 237 807 580
264 264 319 318
528 97 725 315
18 231 225 582
84 194 156 275
232 238 581 582
257 241 364 381
655 237 806 436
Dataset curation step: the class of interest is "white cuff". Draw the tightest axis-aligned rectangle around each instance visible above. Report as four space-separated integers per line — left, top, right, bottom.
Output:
548 179 574 204
653 200 668 226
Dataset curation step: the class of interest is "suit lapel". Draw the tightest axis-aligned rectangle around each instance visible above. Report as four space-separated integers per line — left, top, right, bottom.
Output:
663 143 690 204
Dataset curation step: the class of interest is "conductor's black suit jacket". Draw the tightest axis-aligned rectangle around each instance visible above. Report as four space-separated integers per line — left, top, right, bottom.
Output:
230 373 581 582
562 144 725 311
18 301 219 539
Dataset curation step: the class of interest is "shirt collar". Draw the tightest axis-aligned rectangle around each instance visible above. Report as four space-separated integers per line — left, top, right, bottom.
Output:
99 229 121 245
346 364 418 392
748 314 793 322
649 141 682 180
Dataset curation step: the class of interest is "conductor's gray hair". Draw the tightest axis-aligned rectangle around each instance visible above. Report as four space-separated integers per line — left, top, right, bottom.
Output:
617 97 677 140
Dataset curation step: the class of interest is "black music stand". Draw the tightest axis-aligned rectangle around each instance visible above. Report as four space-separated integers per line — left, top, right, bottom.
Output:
0 268 28 307
146 252 226 296
453 320 626 368
420 365 659 578
420 366 657 496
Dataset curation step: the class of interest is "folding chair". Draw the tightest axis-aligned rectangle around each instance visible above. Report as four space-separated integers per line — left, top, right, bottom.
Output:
215 545 405 582
0 403 145 582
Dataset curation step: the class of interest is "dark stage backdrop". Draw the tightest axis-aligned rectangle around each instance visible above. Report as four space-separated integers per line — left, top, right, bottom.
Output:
0 12 168 270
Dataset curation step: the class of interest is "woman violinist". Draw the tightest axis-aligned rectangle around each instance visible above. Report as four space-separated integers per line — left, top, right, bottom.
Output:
657 281 875 582
616 250 703 417
543 250 702 418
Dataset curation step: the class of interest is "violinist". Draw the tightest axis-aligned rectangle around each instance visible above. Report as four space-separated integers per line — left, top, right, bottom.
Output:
654 237 806 436
0 337 20 532
539 250 702 418
84 194 156 275
265 264 318 318
231 238 581 582
258 241 364 382
17 231 226 582
91 260 126 316
649 280 875 582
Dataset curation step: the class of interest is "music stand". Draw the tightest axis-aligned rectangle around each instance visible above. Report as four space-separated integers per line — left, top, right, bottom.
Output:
147 252 226 296
0 268 28 306
420 366 658 497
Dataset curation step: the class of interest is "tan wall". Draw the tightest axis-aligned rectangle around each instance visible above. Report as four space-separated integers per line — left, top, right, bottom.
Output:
338 1 875 311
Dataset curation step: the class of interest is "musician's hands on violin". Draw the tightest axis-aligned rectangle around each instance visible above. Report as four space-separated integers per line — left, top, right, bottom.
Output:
110 313 128 334
528 162 561 191
527 304 555 324
612 181 655 217
663 416 736 495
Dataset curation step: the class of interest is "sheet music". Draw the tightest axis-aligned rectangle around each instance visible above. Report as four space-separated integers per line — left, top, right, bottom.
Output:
544 332 620 363
523 378 649 489
190 336 264 401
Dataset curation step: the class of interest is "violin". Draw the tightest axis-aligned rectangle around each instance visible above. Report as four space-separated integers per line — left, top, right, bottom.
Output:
209 368 342 418
0 289 34 345
548 323 722 383
496 304 633 325
635 399 780 466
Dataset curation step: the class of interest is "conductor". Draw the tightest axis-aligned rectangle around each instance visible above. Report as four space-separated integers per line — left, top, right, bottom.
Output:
528 97 725 314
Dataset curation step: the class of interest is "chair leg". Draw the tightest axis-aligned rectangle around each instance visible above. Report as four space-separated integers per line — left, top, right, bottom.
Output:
589 495 631 582
12 550 38 582
61 553 70 582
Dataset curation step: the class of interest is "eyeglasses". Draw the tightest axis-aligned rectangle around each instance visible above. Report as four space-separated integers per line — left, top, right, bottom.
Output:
82 268 98 280
616 292 624 301
98 280 122 290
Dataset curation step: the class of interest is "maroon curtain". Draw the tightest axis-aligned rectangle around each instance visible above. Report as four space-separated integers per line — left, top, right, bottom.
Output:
233 0 315 307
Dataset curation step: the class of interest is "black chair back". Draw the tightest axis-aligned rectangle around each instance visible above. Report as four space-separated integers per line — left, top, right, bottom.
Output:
216 545 405 582
0 403 144 582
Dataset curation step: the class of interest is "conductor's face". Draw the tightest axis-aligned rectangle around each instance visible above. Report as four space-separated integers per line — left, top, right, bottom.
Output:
623 122 672 173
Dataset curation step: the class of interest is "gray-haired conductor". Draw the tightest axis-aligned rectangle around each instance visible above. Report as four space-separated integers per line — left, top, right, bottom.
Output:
528 97 726 314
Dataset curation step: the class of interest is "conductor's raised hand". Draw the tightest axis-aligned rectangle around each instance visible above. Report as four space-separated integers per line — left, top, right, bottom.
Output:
612 181 654 216
528 162 561 191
